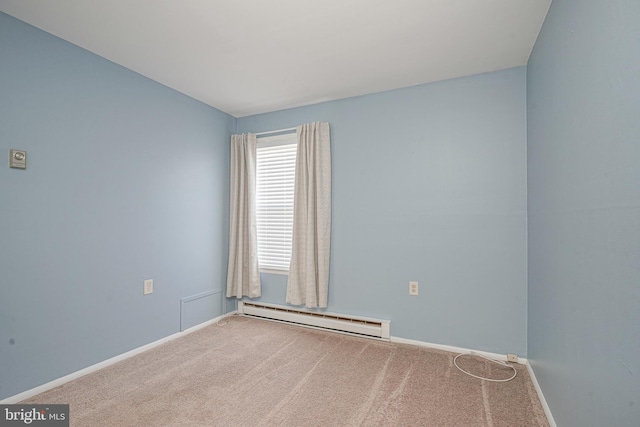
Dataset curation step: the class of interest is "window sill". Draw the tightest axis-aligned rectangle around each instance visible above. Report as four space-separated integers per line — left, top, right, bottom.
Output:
259 268 289 276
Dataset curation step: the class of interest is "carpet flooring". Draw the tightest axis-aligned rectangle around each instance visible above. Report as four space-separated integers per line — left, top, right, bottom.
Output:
22 315 549 426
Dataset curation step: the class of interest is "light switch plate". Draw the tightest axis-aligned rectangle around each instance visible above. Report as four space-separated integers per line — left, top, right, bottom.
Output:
9 149 27 169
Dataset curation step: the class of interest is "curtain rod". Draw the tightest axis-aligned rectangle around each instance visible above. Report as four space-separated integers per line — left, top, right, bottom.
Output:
255 127 297 136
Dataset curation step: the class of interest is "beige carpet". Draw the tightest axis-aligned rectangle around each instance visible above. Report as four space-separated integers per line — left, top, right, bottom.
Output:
23 316 548 426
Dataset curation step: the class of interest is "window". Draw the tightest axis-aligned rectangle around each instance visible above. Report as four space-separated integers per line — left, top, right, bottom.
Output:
256 133 297 273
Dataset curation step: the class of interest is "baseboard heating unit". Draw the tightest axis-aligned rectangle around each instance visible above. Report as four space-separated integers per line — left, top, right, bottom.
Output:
238 301 390 340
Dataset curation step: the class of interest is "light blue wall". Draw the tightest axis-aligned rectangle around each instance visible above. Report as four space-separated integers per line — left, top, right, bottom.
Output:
238 67 528 356
0 13 234 400
527 1 640 426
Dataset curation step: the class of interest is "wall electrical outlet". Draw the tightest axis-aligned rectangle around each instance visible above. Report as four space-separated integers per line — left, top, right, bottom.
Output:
143 279 153 295
507 353 518 363
9 149 27 169
409 281 419 296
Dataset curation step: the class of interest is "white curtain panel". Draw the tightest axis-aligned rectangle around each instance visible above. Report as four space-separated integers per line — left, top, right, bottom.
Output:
226 133 261 299
286 122 331 308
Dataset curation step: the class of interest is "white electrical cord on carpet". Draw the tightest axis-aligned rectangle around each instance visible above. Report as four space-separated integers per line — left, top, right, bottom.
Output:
453 351 517 382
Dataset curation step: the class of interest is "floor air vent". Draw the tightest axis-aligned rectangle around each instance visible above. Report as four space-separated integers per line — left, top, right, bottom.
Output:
238 301 390 340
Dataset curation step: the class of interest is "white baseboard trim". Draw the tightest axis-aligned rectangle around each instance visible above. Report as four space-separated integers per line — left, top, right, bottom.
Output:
525 361 557 427
390 336 528 365
0 311 237 404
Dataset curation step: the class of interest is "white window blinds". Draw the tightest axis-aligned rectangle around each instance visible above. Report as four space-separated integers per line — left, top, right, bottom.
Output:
256 134 297 272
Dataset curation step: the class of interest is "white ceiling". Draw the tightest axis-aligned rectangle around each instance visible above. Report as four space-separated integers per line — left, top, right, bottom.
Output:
0 0 551 118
